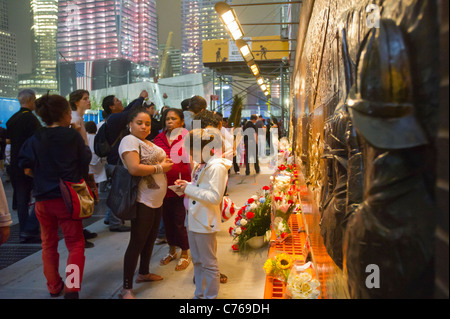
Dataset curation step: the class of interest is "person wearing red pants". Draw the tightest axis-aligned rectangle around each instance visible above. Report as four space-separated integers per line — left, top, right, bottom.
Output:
18 94 91 299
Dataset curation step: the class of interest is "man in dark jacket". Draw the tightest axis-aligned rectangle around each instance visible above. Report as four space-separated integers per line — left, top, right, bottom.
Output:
101 90 148 231
6 89 41 243
244 114 260 175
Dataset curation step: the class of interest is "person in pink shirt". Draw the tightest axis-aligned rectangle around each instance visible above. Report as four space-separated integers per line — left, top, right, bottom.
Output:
153 108 192 271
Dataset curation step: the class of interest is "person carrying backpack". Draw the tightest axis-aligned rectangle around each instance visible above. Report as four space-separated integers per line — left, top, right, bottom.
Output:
99 90 148 231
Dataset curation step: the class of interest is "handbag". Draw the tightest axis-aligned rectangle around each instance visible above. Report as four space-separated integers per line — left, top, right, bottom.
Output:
59 178 95 220
106 146 141 220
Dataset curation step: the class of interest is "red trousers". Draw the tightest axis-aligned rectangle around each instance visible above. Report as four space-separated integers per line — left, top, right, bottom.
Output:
35 198 85 294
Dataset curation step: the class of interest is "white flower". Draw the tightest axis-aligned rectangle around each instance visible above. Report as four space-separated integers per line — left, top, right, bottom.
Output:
240 219 248 226
249 203 258 211
251 195 259 201
235 227 242 235
287 273 320 299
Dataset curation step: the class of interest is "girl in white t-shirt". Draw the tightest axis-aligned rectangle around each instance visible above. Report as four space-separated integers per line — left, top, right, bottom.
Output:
118 108 174 299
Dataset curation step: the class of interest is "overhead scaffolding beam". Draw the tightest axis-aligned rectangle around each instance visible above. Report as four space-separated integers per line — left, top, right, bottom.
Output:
230 1 302 6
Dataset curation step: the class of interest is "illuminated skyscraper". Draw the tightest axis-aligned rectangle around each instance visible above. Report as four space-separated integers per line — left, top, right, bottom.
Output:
57 0 157 66
56 0 158 95
181 0 228 74
20 0 59 94
0 0 18 97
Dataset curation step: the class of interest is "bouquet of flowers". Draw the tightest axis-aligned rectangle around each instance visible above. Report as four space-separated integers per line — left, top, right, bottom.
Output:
263 253 295 282
230 186 272 252
272 193 297 241
285 261 320 299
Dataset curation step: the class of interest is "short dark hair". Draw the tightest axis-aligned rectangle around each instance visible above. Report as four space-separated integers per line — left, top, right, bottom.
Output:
189 95 207 114
181 99 190 111
69 89 89 111
193 110 220 129
85 121 97 134
163 108 184 130
35 94 70 126
250 114 258 121
102 95 115 115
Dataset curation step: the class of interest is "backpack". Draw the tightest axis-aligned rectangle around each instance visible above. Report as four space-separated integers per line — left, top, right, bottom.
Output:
93 124 110 158
94 123 123 158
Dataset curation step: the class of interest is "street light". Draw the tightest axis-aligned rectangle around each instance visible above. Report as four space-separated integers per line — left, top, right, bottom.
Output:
215 2 244 41
235 39 254 63
248 60 260 76
256 76 265 86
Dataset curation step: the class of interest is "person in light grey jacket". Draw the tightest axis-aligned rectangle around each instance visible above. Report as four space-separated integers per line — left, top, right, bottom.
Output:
175 128 232 299
0 179 12 245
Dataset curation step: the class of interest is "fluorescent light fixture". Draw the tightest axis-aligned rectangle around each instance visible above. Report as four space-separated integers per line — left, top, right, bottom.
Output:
257 77 264 85
236 39 254 62
260 84 267 91
250 64 259 76
215 2 244 41
221 10 234 25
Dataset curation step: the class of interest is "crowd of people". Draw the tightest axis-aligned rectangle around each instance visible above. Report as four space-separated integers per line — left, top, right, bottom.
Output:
0 88 280 300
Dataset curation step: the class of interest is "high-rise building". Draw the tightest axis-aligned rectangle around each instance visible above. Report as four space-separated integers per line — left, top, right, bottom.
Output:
57 0 158 95
57 0 157 66
159 44 182 78
0 0 18 98
181 0 229 74
19 0 59 94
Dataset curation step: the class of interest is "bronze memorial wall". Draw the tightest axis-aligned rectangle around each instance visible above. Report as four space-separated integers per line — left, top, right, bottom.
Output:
289 0 440 298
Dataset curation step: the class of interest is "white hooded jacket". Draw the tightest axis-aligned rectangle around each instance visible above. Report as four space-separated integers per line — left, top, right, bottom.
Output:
184 156 232 233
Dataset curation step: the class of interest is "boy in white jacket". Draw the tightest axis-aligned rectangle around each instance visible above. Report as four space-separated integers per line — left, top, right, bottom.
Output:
175 128 231 299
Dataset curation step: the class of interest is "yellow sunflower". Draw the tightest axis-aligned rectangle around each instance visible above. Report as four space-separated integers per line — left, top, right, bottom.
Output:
263 259 274 275
276 253 293 270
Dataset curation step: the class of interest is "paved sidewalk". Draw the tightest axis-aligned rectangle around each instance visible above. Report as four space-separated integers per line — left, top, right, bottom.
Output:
0 161 275 299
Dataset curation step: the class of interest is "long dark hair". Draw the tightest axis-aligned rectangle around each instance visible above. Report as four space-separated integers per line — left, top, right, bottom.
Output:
35 94 70 126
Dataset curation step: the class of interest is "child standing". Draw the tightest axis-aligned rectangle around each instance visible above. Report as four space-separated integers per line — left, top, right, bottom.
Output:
175 128 231 299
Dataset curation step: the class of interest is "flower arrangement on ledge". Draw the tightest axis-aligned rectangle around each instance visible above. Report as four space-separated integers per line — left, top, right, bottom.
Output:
230 186 272 252
285 262 320 299
263 253 294 282
270 168 300 241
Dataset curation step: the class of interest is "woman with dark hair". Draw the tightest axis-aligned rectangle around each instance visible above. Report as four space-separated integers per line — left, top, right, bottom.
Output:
118 107 174 299
68 90 97 246
69 89 91 145
18 94 92 299
153 108 192 271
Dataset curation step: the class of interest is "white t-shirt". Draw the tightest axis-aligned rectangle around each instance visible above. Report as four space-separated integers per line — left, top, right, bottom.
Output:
119 134 167 209
71 110 88 145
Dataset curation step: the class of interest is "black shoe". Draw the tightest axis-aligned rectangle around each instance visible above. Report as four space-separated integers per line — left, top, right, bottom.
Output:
83 229 97 240
110 225 131 232
85 240 95 248
19 232 41 244
64 292 79 299
104 220 110 225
